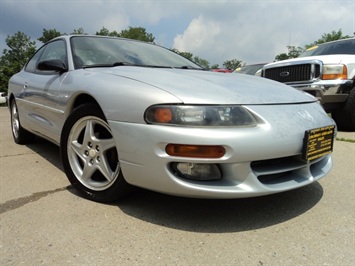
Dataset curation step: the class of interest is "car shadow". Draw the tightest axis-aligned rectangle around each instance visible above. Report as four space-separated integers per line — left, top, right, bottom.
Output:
117 183 323 233
26 138 63 171
26 138 324 233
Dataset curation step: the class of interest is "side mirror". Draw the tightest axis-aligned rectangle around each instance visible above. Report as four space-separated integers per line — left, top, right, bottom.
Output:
37 59 68 73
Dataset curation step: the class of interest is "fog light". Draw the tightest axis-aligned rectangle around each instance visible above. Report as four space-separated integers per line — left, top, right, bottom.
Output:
171 162 222 181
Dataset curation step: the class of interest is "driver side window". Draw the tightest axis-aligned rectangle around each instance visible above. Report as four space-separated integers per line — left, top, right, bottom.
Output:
25 40 67 73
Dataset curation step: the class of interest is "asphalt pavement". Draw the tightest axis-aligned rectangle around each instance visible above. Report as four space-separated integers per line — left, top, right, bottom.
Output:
0 106 354 265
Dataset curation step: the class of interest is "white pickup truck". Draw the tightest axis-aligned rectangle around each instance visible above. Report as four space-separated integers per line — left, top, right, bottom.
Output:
261 38 355 131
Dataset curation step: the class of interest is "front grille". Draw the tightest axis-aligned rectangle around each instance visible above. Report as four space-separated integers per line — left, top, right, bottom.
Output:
264 63 321 83
251 154 328 186
251 155 306 184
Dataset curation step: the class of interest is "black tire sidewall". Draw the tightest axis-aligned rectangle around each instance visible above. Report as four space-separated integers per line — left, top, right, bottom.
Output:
345 87 355 129
332 88 355 131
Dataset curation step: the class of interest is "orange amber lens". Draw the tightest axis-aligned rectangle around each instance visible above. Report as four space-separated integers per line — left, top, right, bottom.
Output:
154 108 173 123
166 144 225 158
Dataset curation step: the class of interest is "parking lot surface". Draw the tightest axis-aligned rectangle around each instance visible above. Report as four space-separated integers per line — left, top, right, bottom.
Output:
0 106 354 265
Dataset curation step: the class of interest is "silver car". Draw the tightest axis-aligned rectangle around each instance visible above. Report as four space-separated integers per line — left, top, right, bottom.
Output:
8 35 336 203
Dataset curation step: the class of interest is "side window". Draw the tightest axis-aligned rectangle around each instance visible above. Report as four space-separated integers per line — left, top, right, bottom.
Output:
25 40 67 73
25 46 45 73
39 40 67 65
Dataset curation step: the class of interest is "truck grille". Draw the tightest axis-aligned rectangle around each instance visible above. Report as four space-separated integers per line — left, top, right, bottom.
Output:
264 63 321 83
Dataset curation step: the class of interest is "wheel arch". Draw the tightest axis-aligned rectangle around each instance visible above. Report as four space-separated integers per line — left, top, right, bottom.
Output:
66 93 104 117
61 93 106 135
8 94 16 111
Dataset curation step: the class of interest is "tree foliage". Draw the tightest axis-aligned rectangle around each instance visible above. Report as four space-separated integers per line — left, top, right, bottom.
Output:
274 29 351 61
96 27 120 37
275 45 304 61
96 26 155 43
0 32 36 92
118 27 155 43
171 49 193 61
305 29 351 48
193 56 210 69
223 59 243 70
71 27 86 35
38 28 62 43
171 49 210 69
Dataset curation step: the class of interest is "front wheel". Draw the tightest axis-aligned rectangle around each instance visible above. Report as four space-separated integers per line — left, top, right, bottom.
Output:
60 104 132 203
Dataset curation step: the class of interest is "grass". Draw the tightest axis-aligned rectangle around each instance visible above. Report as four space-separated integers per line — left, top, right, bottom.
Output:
336 137 355 143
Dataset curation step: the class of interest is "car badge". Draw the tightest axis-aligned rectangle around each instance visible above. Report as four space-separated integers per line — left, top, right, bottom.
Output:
298 110 314 122
279 71 290 77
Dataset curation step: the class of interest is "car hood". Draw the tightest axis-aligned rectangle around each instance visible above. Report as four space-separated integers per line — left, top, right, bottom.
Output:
85 67 316 105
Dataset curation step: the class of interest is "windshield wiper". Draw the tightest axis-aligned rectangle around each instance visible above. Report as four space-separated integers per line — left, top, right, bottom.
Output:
112 62 138 66
83 62 174 69
82 62 138 68
175 66 205 70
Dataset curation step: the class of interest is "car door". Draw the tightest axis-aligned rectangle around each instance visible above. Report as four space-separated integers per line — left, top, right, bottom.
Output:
20 39 68 143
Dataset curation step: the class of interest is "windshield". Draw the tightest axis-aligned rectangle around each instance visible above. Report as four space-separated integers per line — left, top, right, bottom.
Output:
70 36 202 69
234 64 265 75
299 38 355 57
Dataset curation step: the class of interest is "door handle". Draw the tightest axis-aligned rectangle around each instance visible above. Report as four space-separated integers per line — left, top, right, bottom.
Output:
24 82 28 89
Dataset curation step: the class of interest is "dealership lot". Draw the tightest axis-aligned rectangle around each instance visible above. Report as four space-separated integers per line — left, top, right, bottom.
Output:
0 106 354 265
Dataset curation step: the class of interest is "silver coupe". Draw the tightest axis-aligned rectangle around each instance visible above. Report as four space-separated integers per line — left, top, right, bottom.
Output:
8 35 336 202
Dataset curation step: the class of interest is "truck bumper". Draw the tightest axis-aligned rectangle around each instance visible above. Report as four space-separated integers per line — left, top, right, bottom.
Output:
288 79 352 105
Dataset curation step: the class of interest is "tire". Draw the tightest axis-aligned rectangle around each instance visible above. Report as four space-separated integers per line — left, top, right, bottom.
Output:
60 104 132 203
332 88 355 131
10 99 34 144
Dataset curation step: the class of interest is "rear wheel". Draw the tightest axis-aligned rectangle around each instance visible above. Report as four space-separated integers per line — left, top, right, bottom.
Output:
332 88 355 131
10 99 34 144
60 104 132 203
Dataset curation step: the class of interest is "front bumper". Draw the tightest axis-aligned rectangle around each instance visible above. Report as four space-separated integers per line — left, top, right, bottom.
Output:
108 102 335 198
289 79 352 104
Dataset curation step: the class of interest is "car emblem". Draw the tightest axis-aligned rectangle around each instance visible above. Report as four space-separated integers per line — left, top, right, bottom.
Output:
279 71 290 77
298 110 314 122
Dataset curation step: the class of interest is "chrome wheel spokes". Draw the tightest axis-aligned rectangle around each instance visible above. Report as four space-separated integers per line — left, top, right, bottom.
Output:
67 116 120 191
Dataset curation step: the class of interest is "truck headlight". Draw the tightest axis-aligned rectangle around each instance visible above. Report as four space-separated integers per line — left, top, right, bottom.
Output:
322 65 347 80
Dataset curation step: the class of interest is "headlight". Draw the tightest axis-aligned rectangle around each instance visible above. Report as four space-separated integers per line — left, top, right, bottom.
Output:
322 64 347 80
144 105 257 127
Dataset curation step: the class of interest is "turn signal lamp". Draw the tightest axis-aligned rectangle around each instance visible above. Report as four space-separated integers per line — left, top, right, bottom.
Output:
166 144 225 158
322 65 347 80
154 107 173 123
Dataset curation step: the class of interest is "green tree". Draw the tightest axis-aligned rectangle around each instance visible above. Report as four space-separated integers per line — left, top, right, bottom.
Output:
171 49 193 60
118 27 155 43
275 45 304 61
171 49 210 68
71 27 86 35
275 29 351 61
305 29 351 48
0 32 36 93
96 27 120 37
223 59 243 70
38 28 62 43
193 56 209 69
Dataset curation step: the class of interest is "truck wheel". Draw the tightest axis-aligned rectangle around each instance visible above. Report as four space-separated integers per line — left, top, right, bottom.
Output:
332 88 355 131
